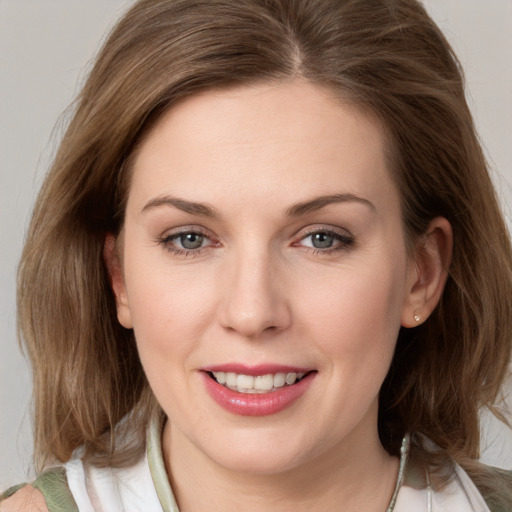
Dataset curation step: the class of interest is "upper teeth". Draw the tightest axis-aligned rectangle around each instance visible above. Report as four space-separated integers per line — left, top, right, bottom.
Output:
212 372 306 393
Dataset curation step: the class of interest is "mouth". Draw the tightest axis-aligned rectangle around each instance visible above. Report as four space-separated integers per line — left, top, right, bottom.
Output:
201 365 317 416
206 370 311 394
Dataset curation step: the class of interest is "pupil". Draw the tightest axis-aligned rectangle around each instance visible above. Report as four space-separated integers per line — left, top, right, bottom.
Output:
181 233 203 249
312 232 333 249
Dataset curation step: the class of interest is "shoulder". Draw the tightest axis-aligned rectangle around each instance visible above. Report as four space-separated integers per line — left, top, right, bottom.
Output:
1 467 78 512
0 485 48 512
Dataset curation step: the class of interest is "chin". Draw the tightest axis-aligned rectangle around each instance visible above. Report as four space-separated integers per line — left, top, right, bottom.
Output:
213 449 305 476
198 427 318 475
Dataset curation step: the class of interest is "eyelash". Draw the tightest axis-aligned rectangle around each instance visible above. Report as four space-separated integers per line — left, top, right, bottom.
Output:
158 228 216 257
157 227 354 257
295 228 355 255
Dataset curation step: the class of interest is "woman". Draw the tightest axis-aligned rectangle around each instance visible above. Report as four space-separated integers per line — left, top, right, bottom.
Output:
2 0 511 510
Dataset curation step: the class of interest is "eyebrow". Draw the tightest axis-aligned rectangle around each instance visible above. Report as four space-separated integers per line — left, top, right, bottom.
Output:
286 194 376 216
141 196 219 217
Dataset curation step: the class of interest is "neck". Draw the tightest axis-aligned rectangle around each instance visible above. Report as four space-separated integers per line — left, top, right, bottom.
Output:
162 412 400 512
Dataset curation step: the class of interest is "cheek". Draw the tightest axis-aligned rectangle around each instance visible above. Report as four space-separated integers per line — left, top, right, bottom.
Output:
295 257 406 364
121 253 216 374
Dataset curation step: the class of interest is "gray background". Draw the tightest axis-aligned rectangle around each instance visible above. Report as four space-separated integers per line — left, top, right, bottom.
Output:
1 0 511 488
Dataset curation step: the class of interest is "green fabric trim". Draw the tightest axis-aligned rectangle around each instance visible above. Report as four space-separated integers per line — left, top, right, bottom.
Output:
0 469 78 511
0 482 27 501
32 468 79 512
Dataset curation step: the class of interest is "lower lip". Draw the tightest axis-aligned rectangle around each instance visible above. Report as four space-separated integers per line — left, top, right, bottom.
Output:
202 372 315 416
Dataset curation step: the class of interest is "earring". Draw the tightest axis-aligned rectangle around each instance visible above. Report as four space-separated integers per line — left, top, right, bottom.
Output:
414 314 420 323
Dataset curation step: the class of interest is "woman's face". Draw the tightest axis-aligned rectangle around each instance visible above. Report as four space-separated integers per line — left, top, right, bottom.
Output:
113 81 418 474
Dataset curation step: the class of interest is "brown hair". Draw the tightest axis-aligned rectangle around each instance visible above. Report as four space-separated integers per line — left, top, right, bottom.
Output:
18 0 512 500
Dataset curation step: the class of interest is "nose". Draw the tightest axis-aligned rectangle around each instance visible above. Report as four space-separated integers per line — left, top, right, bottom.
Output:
218 248 291 339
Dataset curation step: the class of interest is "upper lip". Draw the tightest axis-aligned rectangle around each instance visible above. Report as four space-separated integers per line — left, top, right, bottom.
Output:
201 363 314 376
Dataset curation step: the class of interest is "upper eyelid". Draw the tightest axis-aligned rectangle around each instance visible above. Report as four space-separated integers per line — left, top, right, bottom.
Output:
160 225 212 239
295 224 353 239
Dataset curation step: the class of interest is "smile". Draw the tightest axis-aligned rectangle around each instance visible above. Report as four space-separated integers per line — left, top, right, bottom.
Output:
210 371 307 393
202 365 317 416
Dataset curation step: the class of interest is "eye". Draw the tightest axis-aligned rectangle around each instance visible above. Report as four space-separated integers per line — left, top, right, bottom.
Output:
297 228 354 253
307 232 336 249
159 229 215 255
176 232 206 250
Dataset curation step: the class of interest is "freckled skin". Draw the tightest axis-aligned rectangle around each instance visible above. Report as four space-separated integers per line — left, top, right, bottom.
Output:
110 81 427 510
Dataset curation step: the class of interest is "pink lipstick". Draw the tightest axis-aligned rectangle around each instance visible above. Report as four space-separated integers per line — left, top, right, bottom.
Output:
201 364 316 416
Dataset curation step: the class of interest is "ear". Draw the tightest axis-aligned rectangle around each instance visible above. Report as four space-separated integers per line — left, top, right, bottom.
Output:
401 217 453 327
103 234 133 329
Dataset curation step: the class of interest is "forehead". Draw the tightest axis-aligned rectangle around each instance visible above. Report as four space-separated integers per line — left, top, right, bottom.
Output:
128 80 399 215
